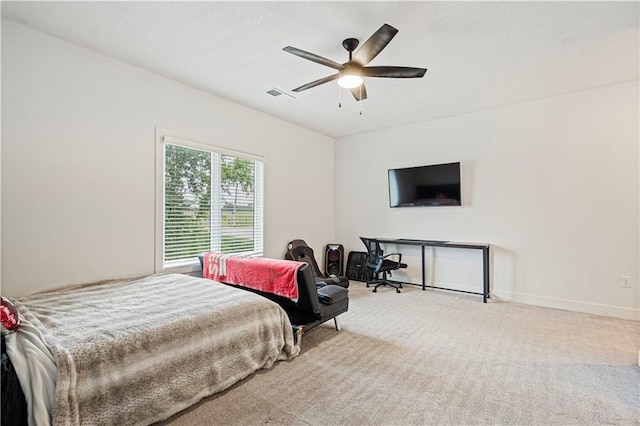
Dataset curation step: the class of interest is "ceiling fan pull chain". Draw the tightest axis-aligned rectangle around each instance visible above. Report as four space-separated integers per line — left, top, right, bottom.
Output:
359 86 363 115
338 85 342 108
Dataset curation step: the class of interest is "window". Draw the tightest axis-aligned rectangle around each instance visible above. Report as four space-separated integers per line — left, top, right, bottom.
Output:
156 131 264 272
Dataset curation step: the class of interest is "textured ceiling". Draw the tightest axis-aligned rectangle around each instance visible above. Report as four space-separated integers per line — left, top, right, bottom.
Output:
2 1 639 138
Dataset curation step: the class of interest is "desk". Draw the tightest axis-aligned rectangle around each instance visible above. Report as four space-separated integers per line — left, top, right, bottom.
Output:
373 238 490 303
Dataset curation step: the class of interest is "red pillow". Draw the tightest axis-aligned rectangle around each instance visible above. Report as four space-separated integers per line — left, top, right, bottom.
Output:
1 296 19 332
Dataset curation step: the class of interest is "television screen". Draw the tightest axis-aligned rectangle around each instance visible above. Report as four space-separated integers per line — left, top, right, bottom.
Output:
388 162 461 207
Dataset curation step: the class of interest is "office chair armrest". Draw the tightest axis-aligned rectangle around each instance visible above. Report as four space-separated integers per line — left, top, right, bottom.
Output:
382 253 402 263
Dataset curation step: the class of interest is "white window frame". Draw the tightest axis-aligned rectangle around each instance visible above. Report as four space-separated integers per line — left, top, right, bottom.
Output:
155 128 265 273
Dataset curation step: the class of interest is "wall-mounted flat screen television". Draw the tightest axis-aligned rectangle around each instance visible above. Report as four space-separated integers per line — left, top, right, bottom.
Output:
388 162 461 207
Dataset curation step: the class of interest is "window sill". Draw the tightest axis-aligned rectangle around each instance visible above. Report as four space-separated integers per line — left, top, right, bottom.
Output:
160 260 202 275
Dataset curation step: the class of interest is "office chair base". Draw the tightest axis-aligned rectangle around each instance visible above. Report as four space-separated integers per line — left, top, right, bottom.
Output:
367 271 403 293
370 280 402 293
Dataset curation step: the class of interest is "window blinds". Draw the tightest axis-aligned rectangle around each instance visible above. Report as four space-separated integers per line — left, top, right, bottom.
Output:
163 140 264 268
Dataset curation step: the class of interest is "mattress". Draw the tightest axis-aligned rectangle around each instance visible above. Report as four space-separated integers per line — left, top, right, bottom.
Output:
6 273 299 426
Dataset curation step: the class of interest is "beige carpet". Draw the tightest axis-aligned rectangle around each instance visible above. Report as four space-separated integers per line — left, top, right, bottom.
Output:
161 283 640 425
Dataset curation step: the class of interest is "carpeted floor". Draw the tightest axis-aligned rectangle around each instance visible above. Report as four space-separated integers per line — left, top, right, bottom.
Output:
161 283 640 425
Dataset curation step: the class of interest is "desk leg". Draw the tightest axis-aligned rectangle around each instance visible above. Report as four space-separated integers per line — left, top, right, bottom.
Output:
422 245 426 291
483 247 490 303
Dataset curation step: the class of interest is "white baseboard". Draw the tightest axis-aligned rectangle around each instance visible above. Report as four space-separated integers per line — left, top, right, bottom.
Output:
492 289 640 321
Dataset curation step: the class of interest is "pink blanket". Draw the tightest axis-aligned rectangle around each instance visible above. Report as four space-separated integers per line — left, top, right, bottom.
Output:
203 252 302 300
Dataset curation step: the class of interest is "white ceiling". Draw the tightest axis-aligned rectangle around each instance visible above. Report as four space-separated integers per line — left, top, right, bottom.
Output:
2 1 638 138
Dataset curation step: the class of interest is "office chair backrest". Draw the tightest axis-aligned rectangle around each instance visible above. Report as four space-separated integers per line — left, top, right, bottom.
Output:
359 237 384 272
285 239 324 278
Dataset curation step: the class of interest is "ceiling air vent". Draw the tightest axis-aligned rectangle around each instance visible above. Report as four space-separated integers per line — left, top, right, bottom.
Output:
266 87 295 101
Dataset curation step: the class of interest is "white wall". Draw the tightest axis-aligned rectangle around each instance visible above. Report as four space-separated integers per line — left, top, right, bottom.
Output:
3 21 638 322
336 81 639 320
1 21 336 296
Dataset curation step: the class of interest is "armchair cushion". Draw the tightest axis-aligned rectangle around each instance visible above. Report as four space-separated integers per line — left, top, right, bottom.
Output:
317 285 348 305
316 275 350 288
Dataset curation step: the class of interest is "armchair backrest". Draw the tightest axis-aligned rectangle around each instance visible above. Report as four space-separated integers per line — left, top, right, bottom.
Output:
359 237 384 273
199 252 322 323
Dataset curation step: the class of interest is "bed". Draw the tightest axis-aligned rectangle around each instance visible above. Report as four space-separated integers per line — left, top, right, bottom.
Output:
3 273 300 426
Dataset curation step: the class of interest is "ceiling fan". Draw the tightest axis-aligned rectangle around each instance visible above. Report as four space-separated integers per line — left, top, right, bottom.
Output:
283 23 427 102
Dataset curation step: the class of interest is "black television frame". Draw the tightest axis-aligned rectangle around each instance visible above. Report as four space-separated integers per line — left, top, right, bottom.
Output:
388 162 462 208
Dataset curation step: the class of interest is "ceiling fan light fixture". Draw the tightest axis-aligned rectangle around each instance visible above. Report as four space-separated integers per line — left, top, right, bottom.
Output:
337 73 363 89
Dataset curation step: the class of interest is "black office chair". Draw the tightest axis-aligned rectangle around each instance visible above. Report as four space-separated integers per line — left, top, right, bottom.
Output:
360 237 407 293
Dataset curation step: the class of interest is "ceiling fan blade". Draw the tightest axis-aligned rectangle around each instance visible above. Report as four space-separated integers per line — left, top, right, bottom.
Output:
363 66 427 78
292 74 339 92
350 83 368 101
283 46 344 70
352 24 399 66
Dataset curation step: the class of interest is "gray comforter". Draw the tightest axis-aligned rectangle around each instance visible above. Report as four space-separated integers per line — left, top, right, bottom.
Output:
12 273 300 425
